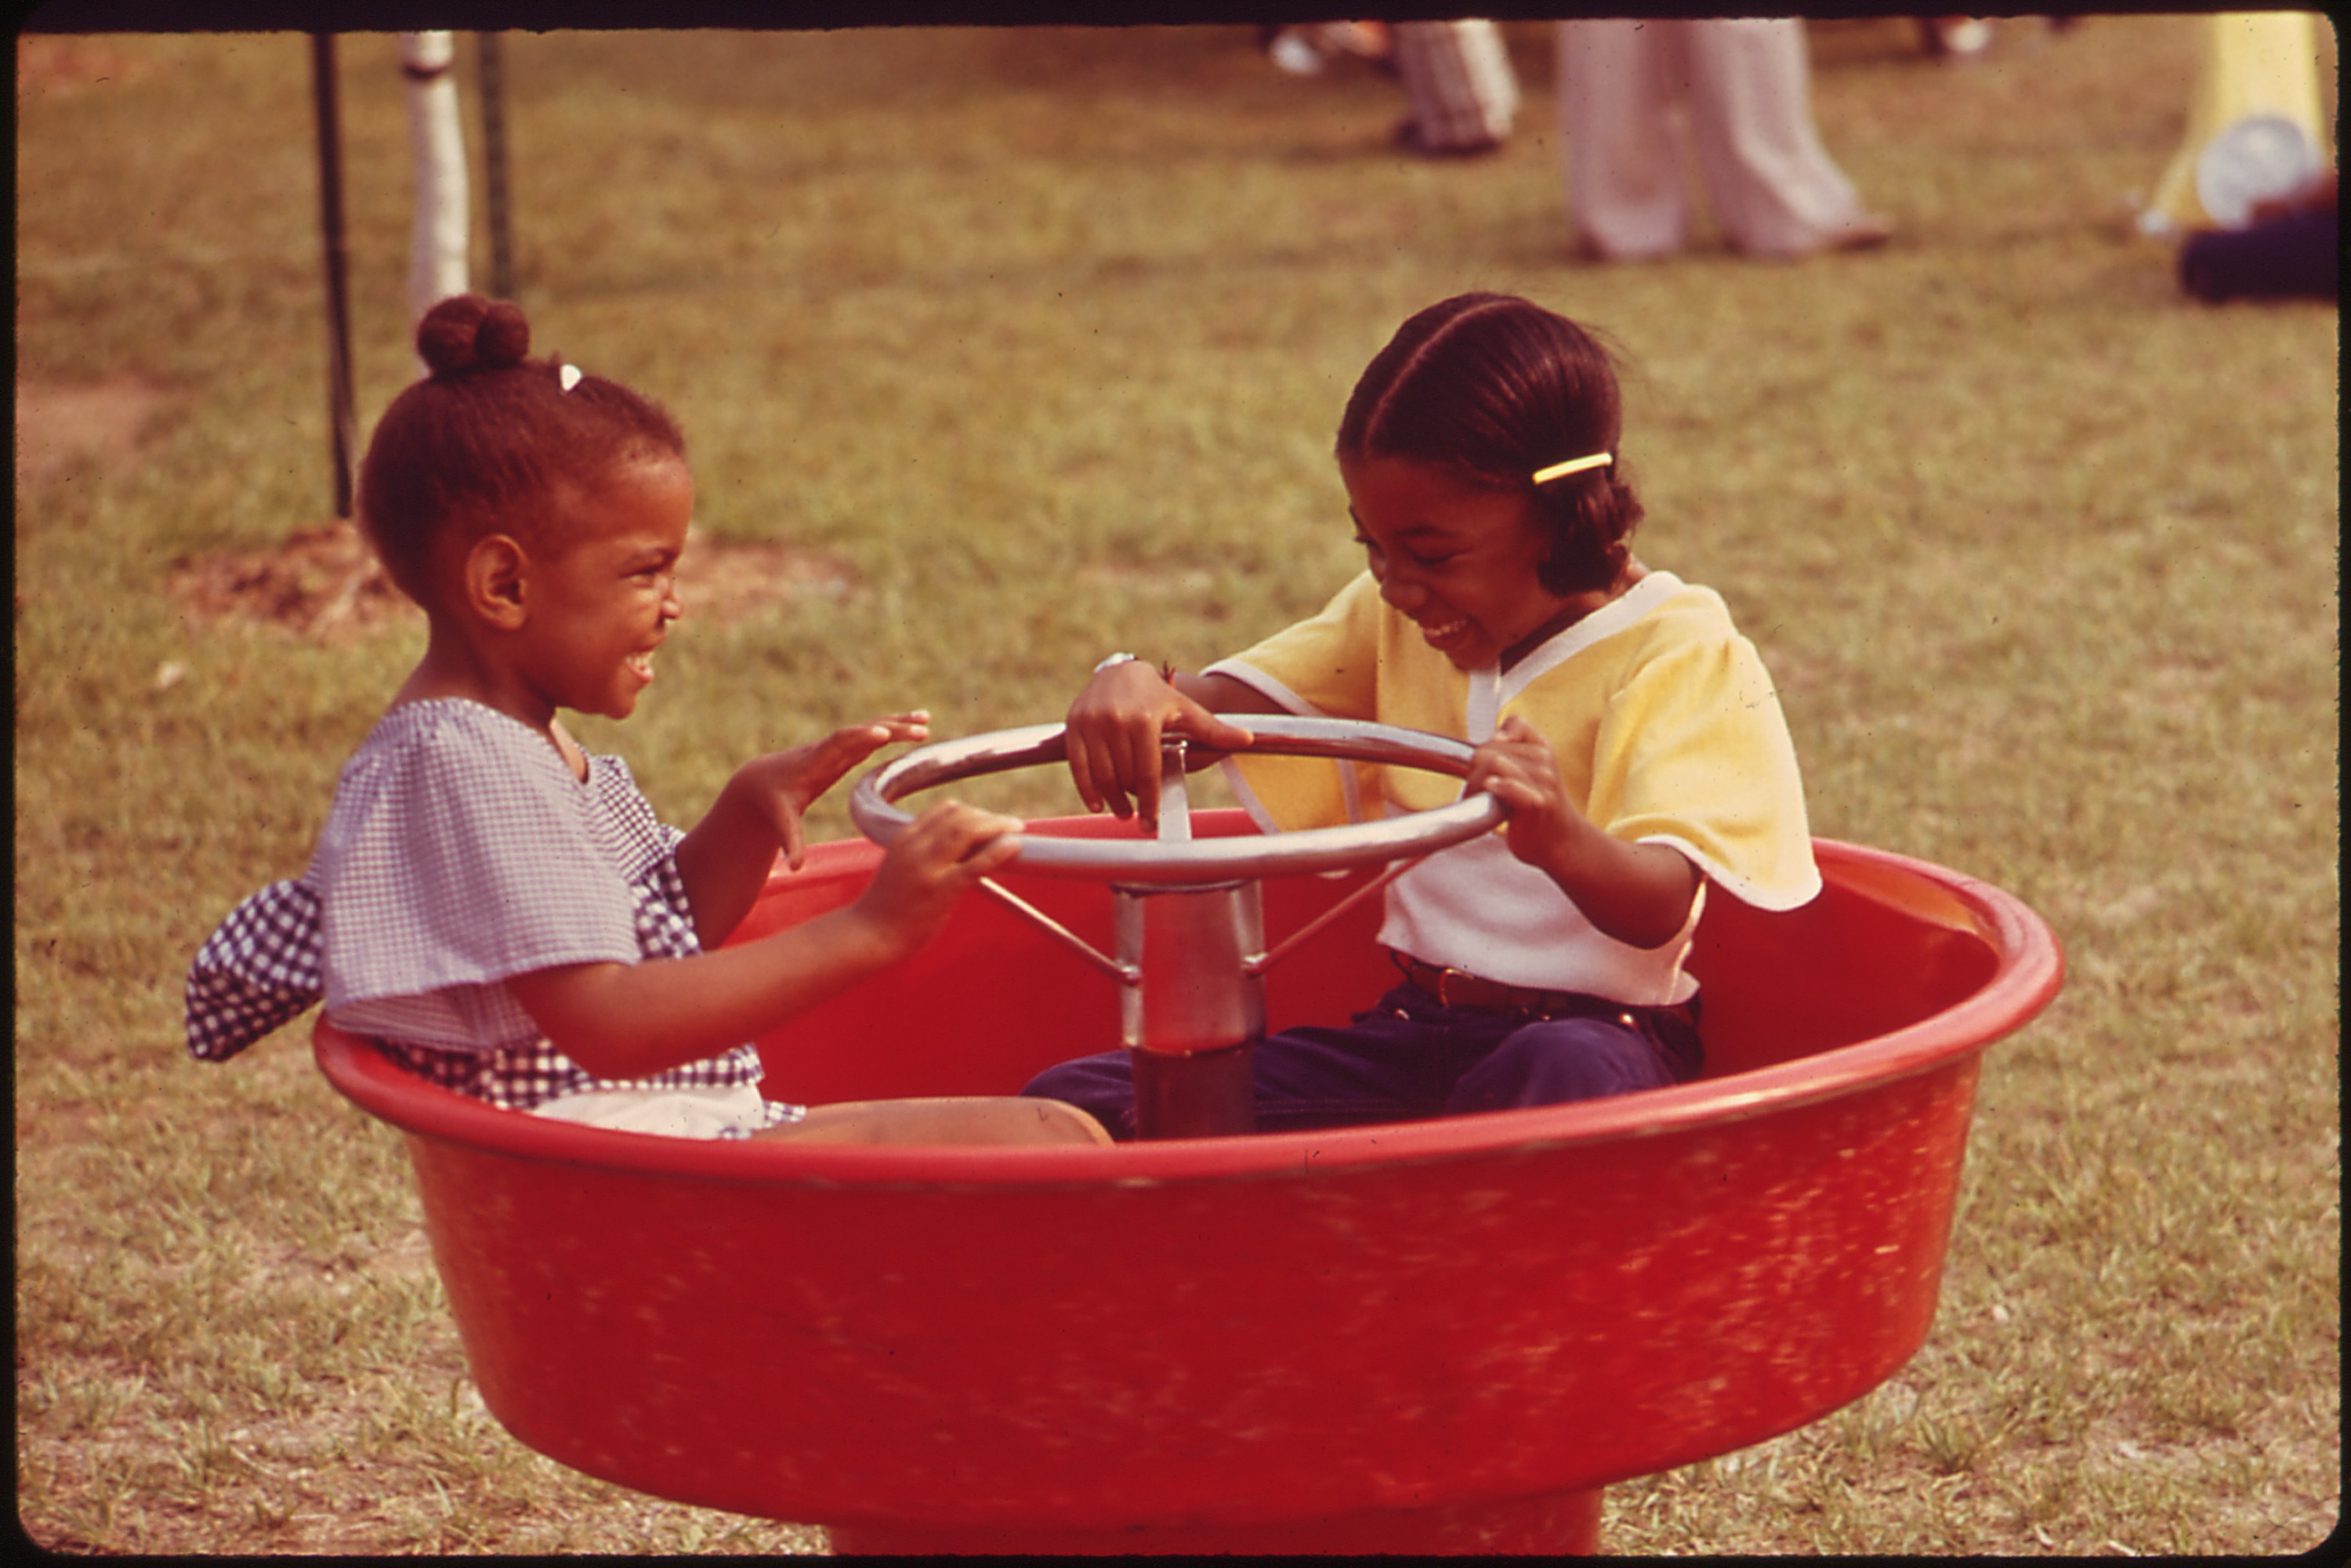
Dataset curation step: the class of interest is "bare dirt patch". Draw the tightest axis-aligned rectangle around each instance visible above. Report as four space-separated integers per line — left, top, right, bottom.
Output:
167 523 418 640
16 375 170 483
16 35 164 101
165 523 856 641
13 375 850 638
672 530 859 625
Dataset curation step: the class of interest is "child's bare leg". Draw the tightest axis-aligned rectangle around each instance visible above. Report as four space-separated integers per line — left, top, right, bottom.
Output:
755 1097 1112 1146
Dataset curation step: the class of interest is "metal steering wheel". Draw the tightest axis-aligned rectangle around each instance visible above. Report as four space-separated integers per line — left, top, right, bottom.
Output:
848 715 1507 1139
848 714 1505 886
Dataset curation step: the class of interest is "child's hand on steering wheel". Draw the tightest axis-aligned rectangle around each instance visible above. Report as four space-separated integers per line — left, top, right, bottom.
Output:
853 799 1025 961
1466 714 1582 871
1064 661 1253 828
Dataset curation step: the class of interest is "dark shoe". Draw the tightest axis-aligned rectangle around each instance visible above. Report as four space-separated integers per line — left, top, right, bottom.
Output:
1392 118 1502 159
1574 235 1681 265
1826 215 1896 252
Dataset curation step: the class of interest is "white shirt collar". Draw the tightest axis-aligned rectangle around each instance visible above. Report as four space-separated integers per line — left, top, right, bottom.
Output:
1495 570 1685 708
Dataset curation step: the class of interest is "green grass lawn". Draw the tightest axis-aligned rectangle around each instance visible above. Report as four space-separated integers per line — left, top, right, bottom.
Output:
15 17 2338 1554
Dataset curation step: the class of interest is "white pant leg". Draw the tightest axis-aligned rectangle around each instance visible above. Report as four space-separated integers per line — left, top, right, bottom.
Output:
1556 19 1694 259
1677 19 1869 256
532 1082 784 1139
1393 20 1519 149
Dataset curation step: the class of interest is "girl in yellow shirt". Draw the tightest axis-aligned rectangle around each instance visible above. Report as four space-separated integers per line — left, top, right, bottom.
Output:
1026 293 1819 1137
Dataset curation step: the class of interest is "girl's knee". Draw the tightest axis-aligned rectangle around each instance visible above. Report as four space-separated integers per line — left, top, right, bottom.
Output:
1020 1052 1137 1139
1013 1099 1117 1145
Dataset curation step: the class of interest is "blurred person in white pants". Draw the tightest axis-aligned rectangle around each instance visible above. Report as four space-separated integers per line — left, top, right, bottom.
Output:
1556 18 1889 259
1392 19 1519 156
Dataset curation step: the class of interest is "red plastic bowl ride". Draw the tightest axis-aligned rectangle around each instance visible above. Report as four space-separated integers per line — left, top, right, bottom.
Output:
315 809 2059 1555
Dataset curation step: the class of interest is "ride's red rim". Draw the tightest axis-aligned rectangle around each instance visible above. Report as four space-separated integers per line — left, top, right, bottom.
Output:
315 838 2063 1185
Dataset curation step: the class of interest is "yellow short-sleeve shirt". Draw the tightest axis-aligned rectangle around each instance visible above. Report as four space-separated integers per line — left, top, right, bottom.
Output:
1203 570 1820 1005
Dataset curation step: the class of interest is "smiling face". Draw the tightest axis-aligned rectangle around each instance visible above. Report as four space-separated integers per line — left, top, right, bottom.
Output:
513 455 692 721
1340 451 1592 672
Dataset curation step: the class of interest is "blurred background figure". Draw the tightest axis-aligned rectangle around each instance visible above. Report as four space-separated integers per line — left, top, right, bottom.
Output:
1389 20 1519 157
1915 16 2084 63
1916 17 1997 63
1258 19 1517 158
1258 20 1392 78
1556 18 1890 261
2177 165 2338 302
2136 10 2332 237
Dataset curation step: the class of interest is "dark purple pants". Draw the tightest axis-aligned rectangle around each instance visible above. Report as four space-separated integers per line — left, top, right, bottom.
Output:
1022 980 1702 1141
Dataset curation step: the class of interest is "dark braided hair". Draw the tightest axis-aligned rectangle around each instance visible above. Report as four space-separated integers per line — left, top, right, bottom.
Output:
1336 293 1644 596
357 295 686 604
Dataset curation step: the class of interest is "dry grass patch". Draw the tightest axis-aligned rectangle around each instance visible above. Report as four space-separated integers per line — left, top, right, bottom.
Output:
166 522 419 640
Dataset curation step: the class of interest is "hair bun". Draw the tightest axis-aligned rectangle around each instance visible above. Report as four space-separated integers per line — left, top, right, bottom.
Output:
415 294 532 377
474 302 530 368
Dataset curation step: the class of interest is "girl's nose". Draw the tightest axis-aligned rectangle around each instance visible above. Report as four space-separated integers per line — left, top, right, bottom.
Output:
659 575 684 622
1378 570 1425 614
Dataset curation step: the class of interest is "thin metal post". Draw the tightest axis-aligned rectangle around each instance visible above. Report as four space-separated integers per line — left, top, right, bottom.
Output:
477 31 515 299
310 34 357 519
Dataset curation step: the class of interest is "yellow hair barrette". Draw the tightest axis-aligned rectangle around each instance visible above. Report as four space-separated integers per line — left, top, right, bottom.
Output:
1531 452 1613 484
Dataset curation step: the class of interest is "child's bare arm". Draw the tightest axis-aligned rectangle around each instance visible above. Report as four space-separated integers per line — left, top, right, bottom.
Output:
516 799 1019 1081
673 713 929 949
1468 715 1701 950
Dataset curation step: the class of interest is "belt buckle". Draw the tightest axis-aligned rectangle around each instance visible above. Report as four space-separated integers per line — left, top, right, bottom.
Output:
1433 965 1472 1008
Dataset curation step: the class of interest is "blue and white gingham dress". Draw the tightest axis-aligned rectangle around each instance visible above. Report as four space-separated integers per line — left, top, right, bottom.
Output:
184 699 799 1135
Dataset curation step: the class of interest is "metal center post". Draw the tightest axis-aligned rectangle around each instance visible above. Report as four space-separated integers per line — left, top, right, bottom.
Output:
1119 738 1261 1139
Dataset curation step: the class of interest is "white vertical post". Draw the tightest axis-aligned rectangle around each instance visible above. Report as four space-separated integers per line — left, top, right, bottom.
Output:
400 31 469 341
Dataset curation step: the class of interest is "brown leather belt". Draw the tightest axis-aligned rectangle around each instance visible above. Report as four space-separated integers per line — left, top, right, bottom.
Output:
1392 951 1639 1021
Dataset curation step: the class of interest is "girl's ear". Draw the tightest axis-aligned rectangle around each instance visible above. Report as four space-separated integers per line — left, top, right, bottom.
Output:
462 534 532 631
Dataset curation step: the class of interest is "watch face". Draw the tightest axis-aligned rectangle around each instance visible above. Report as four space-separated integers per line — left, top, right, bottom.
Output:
2195 114 2320 227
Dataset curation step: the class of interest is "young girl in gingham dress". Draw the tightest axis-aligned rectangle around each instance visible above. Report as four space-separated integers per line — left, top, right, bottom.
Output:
186 295 1107 1147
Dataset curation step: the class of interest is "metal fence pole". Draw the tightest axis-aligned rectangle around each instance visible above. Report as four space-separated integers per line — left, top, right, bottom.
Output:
310 33 357 519
477 31 516 299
